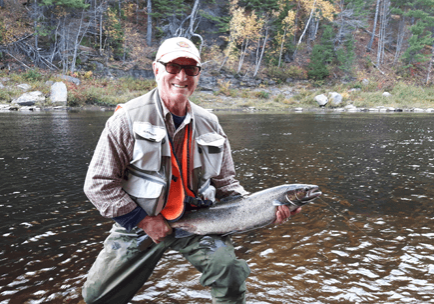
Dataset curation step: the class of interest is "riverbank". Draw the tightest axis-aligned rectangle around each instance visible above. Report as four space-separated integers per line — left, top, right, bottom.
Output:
1 71 434 113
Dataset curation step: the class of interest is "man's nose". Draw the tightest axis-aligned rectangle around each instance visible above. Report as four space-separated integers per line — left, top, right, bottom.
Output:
175 68 187 81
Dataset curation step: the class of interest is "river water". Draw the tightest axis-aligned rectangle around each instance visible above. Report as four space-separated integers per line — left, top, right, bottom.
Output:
1 110 434 304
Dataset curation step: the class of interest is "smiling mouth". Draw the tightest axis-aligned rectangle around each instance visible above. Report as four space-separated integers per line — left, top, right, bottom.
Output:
173 84 188 88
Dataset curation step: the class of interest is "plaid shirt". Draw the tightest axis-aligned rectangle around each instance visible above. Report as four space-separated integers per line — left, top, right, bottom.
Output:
84 96 247 219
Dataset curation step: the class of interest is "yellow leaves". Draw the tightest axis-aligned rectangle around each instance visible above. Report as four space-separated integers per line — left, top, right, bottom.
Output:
275 10 296 49
282 10 296 28
317 0 336 21
84 70 93 79
299 0 336 22
229 5 262 43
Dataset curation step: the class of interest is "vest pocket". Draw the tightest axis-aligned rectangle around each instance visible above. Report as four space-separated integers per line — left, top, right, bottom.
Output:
196 132 226 179
122 169 167 216
131 122 166 172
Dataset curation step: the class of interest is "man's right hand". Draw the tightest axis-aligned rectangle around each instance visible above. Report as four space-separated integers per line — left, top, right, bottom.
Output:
137 214 172 244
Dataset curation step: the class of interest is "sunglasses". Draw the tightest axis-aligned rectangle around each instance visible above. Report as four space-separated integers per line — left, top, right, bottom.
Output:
158 61 201 76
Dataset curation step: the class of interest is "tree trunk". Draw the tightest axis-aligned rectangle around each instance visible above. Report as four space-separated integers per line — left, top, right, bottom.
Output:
393 14 406 65
100 2 104 53
376 0 384 65
367 0 380 52
278 27 288 67
50 20 61 64
147 0 152 46
253 27 269 77
293 0 317 59
237 38 249 74
426 39 434 85
293 0 300 45
93 0 97 44
34 0 38 50
71 12 86 73
188 0 203 50
336 0 344 47
219 38 233 71
377 0 390 66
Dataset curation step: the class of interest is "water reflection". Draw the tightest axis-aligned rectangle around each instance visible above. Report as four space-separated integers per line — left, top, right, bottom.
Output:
0 111 433 303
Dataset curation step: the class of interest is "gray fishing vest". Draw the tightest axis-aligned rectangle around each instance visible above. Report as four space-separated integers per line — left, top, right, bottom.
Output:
119 88 226 216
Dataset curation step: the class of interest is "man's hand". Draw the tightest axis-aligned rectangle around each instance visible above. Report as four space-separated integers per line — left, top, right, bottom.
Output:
137 214 172 244
273 205 301 225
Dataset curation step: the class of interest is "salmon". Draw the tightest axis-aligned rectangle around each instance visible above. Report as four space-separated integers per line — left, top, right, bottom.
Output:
171 184 322 236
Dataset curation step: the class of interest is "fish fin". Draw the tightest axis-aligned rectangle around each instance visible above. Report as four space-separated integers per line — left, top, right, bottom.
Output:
174 228 194 238
220 194 243 203
222 221 273 236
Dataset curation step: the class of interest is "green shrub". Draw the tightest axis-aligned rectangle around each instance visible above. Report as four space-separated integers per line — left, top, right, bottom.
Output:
215 79 238 97
273 93 286 103
23 69 43 81
254 91 270 99
119 77 155 91
267 65 307 81
0 90 11 102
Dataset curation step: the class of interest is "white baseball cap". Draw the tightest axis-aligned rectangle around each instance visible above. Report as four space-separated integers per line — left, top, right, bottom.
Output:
155 37 201 65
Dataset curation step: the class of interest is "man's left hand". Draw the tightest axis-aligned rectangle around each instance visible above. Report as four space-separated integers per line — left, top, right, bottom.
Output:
274 205 301 225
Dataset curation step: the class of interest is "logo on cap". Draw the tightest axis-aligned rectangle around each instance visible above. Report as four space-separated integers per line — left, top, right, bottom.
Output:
177 41 190 48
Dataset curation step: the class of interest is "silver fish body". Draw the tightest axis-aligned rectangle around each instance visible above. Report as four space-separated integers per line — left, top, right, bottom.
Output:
171 184 322 236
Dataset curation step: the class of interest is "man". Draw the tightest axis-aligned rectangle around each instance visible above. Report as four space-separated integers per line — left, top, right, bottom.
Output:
82 37 295 304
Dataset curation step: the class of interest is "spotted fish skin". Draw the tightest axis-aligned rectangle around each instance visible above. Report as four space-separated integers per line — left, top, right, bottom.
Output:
171 184 322 236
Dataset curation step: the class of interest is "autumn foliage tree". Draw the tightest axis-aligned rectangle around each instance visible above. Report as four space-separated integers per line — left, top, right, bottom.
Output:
1 0 434 86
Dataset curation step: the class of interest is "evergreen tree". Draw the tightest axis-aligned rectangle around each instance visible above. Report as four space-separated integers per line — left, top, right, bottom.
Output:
239 0 279 13
395 0 434 67
401 21 433 67
308 24 334 79
336 33 355 76
40 0 88 9
105 6 125 60
308 44 330 79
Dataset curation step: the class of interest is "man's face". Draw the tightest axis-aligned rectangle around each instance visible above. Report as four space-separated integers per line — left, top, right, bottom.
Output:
153 57 200 109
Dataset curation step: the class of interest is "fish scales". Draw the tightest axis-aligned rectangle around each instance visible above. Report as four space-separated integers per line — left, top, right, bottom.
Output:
171 184 321 236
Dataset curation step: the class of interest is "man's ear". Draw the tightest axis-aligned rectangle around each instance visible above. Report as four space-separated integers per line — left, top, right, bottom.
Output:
152 61 159 77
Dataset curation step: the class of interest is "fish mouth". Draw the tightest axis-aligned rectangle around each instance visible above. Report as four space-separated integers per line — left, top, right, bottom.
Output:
303 186 322 201
285 185 322 205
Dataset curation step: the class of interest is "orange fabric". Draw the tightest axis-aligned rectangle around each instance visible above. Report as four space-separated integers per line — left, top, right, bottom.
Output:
161 150 185 221
182 126 195 198
114 104 124 112
161 125 194 221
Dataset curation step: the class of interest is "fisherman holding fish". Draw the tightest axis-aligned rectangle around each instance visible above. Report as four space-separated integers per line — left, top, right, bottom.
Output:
82 37 299 304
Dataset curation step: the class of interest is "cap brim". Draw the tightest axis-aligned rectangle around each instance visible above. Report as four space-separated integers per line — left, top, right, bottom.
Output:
159 52 201 66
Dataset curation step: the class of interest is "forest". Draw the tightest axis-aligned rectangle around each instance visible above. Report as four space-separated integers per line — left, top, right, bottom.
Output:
1 0 434 87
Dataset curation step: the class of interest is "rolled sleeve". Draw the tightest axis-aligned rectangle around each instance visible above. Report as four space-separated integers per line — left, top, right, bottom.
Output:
83 110 138 218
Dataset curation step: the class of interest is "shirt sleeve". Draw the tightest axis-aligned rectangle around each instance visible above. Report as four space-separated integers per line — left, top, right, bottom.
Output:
83 109 139 218
113 206 148 232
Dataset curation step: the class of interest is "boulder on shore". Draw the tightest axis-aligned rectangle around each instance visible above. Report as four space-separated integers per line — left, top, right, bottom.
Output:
328 92 343 106
12 91 45 106
315 94 328 107
50 82 68 105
